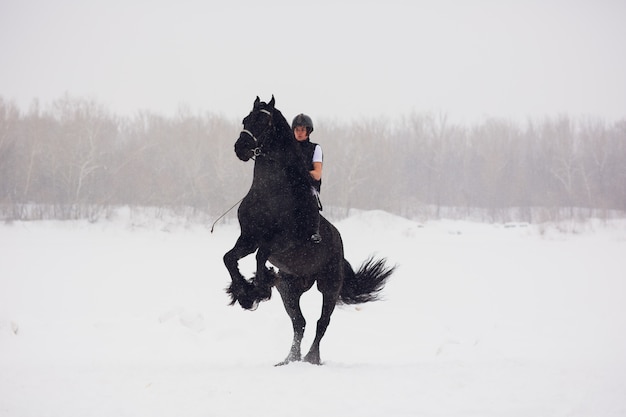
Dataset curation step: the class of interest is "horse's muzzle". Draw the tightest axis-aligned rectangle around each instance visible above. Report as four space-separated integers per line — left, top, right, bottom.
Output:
234 133 256 161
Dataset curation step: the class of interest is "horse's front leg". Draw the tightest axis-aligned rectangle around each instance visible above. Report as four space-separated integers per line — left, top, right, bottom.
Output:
251 247 275 302
223 234 258 310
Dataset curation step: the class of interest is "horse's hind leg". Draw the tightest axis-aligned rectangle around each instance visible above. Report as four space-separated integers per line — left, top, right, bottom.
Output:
303 290 338 365
275 275 307 366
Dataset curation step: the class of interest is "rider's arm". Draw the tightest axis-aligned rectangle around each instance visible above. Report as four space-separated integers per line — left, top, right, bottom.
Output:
310 145 323 181
310 161 322 181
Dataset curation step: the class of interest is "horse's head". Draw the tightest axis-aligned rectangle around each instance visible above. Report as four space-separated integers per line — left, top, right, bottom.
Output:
234 96 275 161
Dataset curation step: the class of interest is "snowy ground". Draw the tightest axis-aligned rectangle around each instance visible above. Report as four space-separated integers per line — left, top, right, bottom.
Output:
1 210 625 417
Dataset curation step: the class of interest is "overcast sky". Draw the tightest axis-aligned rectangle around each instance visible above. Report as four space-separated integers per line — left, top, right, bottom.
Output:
1 0 625 124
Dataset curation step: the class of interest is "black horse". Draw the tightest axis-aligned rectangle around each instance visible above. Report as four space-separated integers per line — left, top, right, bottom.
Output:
223 96 395 365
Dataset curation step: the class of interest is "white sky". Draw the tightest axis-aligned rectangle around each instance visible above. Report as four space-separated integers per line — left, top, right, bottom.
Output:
1 0 625 123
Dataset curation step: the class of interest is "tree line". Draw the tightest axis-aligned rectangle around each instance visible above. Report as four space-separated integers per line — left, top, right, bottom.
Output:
1 95 625 223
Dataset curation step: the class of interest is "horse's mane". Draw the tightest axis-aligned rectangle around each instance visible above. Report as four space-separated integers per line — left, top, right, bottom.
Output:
270 107 314 194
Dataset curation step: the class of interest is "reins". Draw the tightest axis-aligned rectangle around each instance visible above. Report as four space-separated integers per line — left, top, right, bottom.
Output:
211 109 272 233
210 195 246 233
212 107 274 232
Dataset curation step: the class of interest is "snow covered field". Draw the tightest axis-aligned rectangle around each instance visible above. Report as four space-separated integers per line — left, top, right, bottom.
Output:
1 210 625 417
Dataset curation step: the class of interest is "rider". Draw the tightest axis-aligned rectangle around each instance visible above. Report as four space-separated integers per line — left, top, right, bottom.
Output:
292 113 322 244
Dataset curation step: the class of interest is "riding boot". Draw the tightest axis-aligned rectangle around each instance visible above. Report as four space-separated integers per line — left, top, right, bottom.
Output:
310 211 321 244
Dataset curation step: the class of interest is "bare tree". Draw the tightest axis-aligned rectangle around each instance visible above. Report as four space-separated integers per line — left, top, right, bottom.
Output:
0 98 19 205
2 94 625 222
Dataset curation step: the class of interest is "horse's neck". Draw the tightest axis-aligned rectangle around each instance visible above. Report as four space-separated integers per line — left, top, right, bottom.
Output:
249 109 311 200
252 158 290 189
252 143 310 199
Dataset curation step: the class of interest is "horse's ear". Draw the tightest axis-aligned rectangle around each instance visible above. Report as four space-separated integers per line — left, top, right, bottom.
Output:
254 96 260 108
268 95 275 109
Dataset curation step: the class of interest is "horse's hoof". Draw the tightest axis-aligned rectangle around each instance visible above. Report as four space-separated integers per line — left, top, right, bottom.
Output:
254 285 272 302
236 297 258 311
303 353 322 365
275 356 301 367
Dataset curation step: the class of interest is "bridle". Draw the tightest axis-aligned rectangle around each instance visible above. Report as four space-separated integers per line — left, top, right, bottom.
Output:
241 109 272 158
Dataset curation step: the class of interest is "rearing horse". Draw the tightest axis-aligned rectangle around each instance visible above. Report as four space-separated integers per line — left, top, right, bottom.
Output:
223 96 395 365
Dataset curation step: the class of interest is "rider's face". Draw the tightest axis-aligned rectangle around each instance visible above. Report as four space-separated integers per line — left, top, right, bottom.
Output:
294 126 308 141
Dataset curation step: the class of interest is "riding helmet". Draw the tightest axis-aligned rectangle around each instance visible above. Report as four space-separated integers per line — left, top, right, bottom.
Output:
291 113 314 134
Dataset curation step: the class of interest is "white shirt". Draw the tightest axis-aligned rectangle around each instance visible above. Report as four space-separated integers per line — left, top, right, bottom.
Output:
312 145 323 164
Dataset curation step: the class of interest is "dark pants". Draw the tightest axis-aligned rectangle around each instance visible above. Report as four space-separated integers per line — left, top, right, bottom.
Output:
297 187 321 239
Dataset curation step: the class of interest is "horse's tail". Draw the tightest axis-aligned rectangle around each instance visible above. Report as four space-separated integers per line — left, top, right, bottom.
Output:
339 256 395 305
